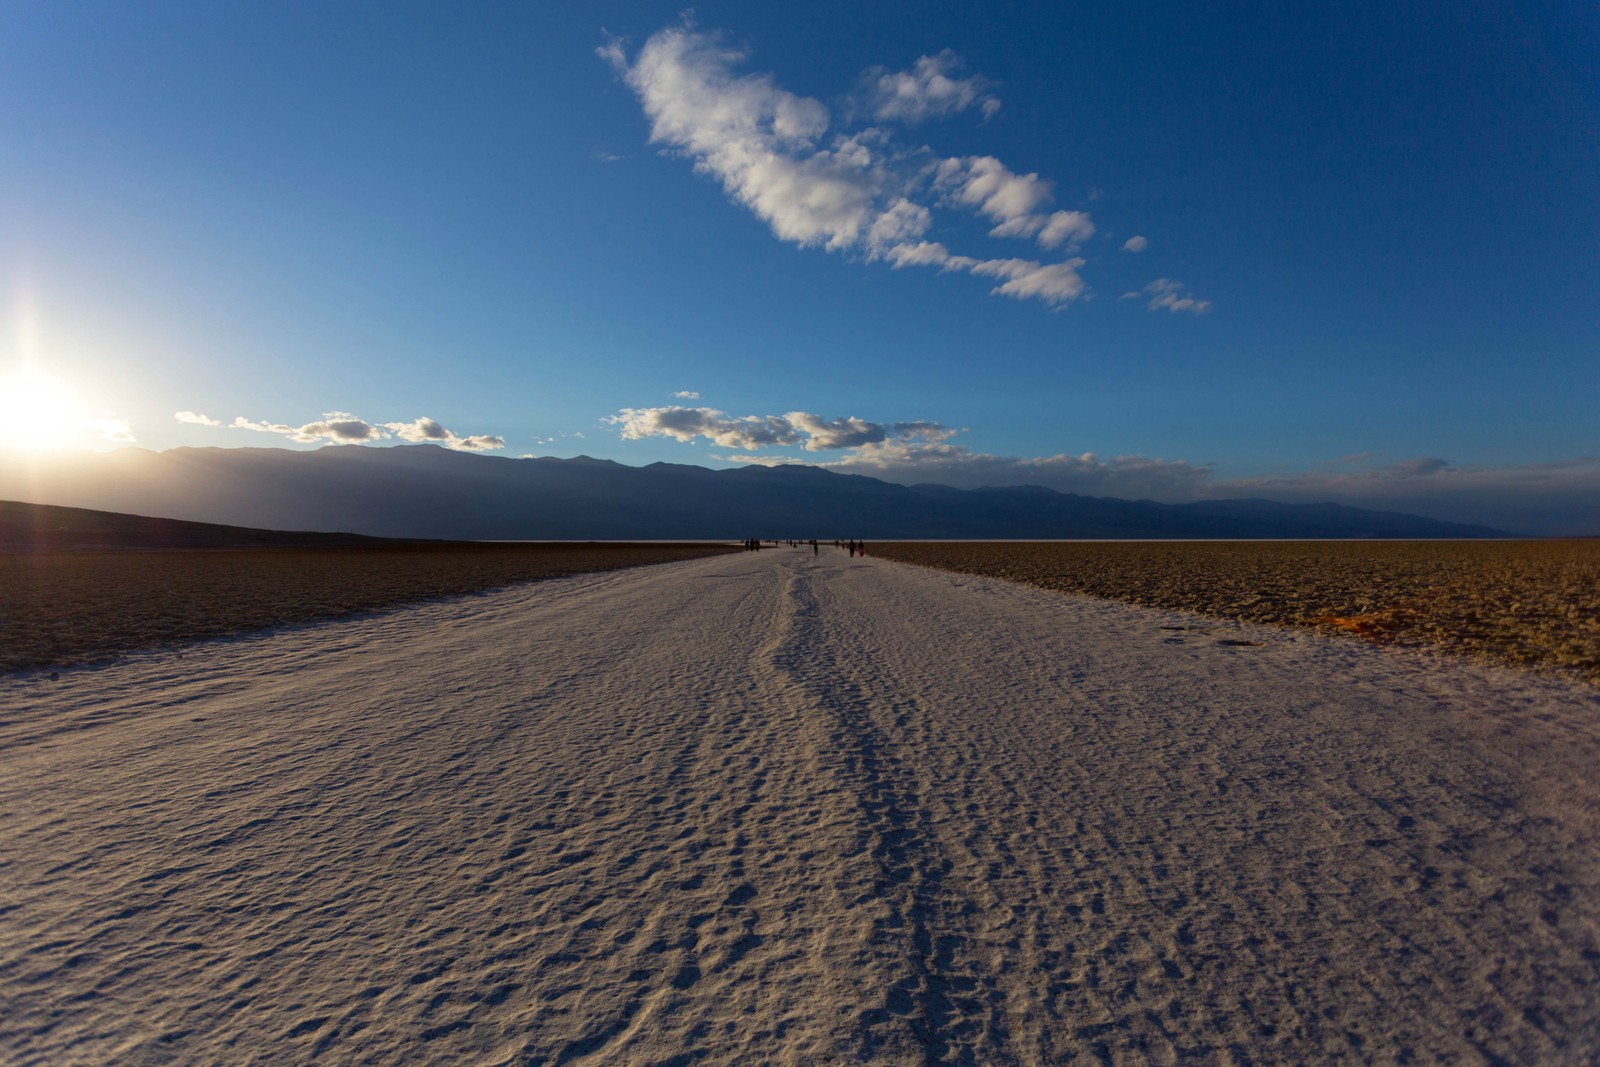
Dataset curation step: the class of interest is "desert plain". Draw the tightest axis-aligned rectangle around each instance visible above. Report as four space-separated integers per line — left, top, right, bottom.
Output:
873 539 1600 687
0 542 736 675
2 540 1598 1063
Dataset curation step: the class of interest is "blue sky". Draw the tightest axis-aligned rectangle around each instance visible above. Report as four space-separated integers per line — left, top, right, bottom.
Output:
2 1 1597 532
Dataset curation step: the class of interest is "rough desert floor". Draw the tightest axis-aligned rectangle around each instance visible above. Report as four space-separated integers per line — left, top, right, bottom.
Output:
3 548 1598 1064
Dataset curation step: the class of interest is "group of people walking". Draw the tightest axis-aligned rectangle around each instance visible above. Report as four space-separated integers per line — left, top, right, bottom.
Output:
741 538 867 557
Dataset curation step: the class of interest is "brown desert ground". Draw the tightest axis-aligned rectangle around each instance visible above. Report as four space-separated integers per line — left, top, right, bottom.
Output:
1 542 737 674
872 539 1600 686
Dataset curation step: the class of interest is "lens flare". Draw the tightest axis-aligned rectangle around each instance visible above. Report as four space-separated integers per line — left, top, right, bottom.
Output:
0 375 85 450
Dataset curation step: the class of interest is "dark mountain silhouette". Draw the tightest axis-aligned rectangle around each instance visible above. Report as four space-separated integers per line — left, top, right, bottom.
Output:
0 499 406 551
0 444 1510 540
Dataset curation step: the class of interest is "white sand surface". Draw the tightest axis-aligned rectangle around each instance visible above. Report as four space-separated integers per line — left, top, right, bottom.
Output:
3 547 1598 1064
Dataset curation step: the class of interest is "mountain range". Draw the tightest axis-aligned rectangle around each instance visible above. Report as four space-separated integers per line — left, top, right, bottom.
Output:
1 444 1509 540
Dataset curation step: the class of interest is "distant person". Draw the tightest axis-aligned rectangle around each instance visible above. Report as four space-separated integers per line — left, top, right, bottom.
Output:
859 541 867 557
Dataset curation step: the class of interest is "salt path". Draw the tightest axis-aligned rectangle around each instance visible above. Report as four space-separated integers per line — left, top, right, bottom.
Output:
3 547 1598 1064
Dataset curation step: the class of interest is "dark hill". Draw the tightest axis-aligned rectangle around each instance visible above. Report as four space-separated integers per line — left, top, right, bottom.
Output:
0 500 396 551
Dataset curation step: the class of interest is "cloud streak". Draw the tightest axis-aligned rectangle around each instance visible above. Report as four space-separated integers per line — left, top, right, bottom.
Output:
383 417 506 452
90 416 136 444
609 405 956 452
824 438 1215 498
1126 278 1212 314
176 410 505 451
601 23 1112 307
857 50 1000 125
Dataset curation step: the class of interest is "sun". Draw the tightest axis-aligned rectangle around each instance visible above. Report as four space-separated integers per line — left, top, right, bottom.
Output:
0 374 86 450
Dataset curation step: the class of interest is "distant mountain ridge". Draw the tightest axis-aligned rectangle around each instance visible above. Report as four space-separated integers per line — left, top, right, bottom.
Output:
1 444 1509 540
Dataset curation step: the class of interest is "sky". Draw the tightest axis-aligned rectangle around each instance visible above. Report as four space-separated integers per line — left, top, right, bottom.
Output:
2 1 1597 533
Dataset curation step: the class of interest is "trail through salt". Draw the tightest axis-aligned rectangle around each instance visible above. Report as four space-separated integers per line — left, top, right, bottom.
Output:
3 548 1597 1063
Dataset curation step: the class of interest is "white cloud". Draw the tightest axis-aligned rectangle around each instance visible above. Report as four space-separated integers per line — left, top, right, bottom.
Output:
603 23 1100 306
611 406 800 450
885 240 960 269
967 257 1088 305
823 438 1214 499
934 155 1052 228
786 411 957 451
672 390 701 399
232 411 382 445
931 159 1094 250
1035 211 1096 250
1122 235 1148 253
91 416 135 444
383 416 505 452
858 50 1000 125
1128 278 1211 314
714 453 808 466
603 25 875 253
609 405 955 452
204 410 503 450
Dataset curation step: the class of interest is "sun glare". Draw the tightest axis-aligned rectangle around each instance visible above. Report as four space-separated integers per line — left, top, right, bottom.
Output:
0 375 85 450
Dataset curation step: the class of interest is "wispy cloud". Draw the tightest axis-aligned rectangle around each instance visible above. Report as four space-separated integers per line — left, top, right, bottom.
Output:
261 414 378 443
601 22 1112 307
383 417 505 452
609 405 956 452
231 411 384 444
1125 278 1211 314
1122 235 1148 252
90 416 136 444
177 410 504 451
672 390 701 399
824 438 1214 498
856 50 1000 125
933 156 1094 249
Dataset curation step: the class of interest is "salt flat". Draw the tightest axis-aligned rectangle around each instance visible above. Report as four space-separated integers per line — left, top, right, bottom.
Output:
3 547 1598 1064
